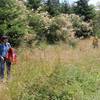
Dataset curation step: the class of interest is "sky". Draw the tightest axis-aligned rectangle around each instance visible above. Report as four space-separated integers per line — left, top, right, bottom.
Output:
59 0 100 6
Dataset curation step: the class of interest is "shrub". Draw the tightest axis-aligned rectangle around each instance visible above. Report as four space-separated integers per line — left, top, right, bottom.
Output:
70 14 93 38
0 0 29 46
46 14 73 43
29 13 73 44
28 13 47 42
28 13 93 44
7 21 27 46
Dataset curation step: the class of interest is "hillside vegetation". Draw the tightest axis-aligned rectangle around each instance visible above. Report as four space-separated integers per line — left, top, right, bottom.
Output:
0 0 100 100
0 0 98 46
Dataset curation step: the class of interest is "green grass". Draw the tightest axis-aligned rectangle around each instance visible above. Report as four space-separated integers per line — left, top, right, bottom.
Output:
0 41 100 100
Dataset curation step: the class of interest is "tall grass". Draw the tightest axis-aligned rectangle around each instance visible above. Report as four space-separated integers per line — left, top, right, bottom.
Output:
0 40 100 100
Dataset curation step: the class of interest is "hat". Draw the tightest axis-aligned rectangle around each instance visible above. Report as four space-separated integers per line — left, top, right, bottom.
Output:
1 35 8 39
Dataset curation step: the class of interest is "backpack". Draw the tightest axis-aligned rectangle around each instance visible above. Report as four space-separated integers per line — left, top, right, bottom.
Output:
6 48 17 64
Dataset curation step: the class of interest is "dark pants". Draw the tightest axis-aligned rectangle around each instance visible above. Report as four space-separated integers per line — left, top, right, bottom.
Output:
0 59 11 80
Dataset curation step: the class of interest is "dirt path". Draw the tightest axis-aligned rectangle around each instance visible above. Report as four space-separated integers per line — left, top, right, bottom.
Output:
0 82 11 100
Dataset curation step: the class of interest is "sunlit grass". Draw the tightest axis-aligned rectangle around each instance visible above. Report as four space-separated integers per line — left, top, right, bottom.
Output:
0 39 100 100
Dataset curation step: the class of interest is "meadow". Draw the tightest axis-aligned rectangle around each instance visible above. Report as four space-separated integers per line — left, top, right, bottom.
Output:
0 39 100 100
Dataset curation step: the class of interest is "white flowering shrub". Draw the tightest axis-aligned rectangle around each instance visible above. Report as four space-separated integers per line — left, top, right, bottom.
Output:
28 12 93 44
46 14 73 43
69 14 93 38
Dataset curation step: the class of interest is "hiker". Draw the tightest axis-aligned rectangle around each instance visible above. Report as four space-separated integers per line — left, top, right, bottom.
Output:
92 36 98 48
0 36 12 82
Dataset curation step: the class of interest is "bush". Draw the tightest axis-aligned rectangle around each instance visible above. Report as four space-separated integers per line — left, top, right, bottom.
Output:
70 14 93 38
46 15 73 43
7 21 27 46
28 13 46 42
28 13 93 44
23 12 74 45
0 0 29 46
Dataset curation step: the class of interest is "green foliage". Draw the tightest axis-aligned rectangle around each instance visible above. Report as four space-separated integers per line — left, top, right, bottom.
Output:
28 13 46 42
70 14 93 38
45 0 61 16
28 12 93 44
46 16 69 43
60 1 72 14
73 0 96 21
0 0 28 46
7 21 27 46
0 0 17 35
28 13 70 44
0 0 96 46
27 0 42 10
13 64 100 100
93 10 100 37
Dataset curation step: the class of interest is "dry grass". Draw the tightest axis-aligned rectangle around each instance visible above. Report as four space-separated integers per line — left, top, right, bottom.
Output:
0 39 100 100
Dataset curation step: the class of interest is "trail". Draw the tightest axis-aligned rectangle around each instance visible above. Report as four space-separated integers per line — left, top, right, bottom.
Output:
0 83 5 93
0 80 12 100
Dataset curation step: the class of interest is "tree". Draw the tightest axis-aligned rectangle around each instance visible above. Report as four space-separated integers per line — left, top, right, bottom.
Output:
61 0 72 14
73 0 95 21
0 0 28 46
93 3 100 37
27 0 42 10
45 0 61 16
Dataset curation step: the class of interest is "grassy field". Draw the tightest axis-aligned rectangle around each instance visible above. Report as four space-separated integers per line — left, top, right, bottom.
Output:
0 39 100 100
